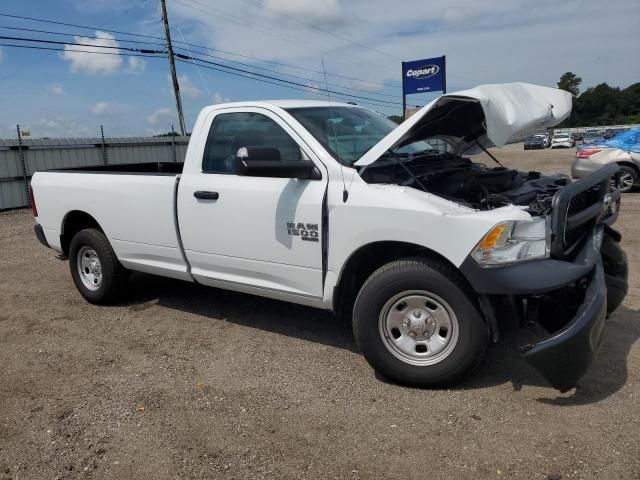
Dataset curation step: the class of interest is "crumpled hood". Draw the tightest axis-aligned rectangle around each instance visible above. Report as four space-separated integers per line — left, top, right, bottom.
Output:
354 82 572 166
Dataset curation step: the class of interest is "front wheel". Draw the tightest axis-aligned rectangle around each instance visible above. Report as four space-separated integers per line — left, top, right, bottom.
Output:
353 257 488 387
69 228 128 304
618 165 638 193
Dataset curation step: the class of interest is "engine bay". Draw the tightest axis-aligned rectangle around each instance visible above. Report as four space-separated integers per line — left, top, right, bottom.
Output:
359 151 570 216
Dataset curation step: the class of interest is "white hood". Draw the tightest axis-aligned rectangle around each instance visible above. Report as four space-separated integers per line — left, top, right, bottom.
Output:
354 82 572 167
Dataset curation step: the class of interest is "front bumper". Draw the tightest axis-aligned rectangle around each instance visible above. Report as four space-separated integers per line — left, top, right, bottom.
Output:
460 227 628 392
520 262 606 392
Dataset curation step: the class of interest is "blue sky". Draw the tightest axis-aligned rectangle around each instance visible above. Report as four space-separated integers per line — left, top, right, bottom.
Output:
0 0 638 138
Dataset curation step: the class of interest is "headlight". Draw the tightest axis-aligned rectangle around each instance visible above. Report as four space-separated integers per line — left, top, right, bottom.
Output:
471 217 549 267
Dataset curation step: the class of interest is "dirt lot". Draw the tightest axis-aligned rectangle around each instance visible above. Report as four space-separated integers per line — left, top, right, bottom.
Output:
1 144 639 479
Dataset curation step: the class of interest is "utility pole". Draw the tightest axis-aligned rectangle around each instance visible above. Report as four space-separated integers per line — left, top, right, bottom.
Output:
161 0 187 135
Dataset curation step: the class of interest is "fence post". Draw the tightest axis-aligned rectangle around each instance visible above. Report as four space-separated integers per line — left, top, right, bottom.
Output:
171 124 177 162
16 124 31 205
100 125 108 165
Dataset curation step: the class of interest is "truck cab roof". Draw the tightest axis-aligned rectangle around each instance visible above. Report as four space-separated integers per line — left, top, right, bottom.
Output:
203 99 358 111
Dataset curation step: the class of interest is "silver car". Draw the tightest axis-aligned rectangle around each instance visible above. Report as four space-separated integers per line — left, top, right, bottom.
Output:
571 128 640 192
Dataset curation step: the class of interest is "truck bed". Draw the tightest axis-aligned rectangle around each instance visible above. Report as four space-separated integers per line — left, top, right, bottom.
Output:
32 164 189 280
47 162 184 175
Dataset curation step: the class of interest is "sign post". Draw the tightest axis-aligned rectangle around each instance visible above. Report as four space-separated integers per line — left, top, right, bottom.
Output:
401 55 447 119
401 61 407 120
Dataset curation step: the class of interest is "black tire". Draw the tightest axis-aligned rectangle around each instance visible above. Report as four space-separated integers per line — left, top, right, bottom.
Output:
69 228 128 304
618 165 638 193
352 257 488 387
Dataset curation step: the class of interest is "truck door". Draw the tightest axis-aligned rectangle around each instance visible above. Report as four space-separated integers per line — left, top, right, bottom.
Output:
177 108 328 303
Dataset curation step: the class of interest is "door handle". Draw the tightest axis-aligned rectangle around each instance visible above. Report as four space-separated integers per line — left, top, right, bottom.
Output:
194 191 219 200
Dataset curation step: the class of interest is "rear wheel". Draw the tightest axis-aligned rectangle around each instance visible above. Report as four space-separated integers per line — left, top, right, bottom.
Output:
352 257 488 387
618 165 638 193
69 228 128 304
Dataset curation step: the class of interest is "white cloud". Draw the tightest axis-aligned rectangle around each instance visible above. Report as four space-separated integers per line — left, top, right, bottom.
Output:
33 118 92 138
147 107 175 126
127 56 146 74
62 31 122 74
169 74 202 98
262 0 342 26
211 92 231 104
46 83 65 95
0 47 4 63
91 101 113 116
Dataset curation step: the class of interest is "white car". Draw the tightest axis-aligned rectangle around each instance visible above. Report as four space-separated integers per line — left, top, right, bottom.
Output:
551 132 575 148
30 83 627 392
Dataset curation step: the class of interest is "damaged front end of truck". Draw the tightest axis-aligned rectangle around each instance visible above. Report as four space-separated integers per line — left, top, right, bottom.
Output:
354 83 629 391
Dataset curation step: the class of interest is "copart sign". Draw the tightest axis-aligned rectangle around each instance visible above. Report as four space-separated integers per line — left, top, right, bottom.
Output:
402 56 446 94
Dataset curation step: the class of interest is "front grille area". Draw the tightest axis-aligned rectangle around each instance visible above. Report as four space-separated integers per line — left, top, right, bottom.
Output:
563 185 602 252
550 164 621 260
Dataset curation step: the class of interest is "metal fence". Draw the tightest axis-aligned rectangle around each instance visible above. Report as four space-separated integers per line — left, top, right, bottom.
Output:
0 135 189 210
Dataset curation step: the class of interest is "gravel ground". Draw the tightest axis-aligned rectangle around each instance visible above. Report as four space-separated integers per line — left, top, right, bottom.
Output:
1 145 639 479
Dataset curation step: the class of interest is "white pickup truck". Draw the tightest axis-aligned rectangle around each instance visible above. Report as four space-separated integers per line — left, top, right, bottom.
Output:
31 83 628 392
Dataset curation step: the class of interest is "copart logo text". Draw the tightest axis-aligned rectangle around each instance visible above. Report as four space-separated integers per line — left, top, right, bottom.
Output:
406 65 440 79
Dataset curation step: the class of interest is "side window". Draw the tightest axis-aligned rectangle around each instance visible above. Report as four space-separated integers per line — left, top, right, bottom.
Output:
202 112 302 173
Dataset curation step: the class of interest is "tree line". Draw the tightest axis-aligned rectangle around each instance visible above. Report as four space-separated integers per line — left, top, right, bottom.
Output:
555 72 638 127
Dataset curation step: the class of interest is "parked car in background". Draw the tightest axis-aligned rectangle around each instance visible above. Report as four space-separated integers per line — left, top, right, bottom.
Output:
551 131 575 148
535 133 551 147
604 128 629 139
572 127 640 192
573 131 584 142
582 130 605 144
524 135 546 150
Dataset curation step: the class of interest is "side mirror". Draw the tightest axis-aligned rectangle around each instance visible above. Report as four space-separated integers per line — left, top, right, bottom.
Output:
234 147 321 180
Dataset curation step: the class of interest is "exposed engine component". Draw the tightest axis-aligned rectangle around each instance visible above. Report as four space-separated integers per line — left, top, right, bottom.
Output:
359 151 570 215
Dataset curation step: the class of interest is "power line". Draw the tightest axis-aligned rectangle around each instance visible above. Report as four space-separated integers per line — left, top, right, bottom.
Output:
172 41 400 99
175 0 399 76
0 11 402 89
176 58 398 110
176 52 401 106
0 19 403 110
171 42 402 89
0 34 166 54
0 25 167 48
0 26 400 100
177 58 396 111
0 38 399 109
0 42 165 59
0 12 165 40
240 0 400 61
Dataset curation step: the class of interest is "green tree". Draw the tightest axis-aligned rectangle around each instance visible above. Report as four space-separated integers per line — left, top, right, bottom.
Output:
557 72 582 96
556 76 639 128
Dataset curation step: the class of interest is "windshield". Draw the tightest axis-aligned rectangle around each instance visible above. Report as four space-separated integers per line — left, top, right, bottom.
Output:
286 106 432 165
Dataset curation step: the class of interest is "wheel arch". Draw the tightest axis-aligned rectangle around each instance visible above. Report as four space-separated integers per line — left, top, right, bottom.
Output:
60 210 104 256
332 241 464 318
616 161 640 176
